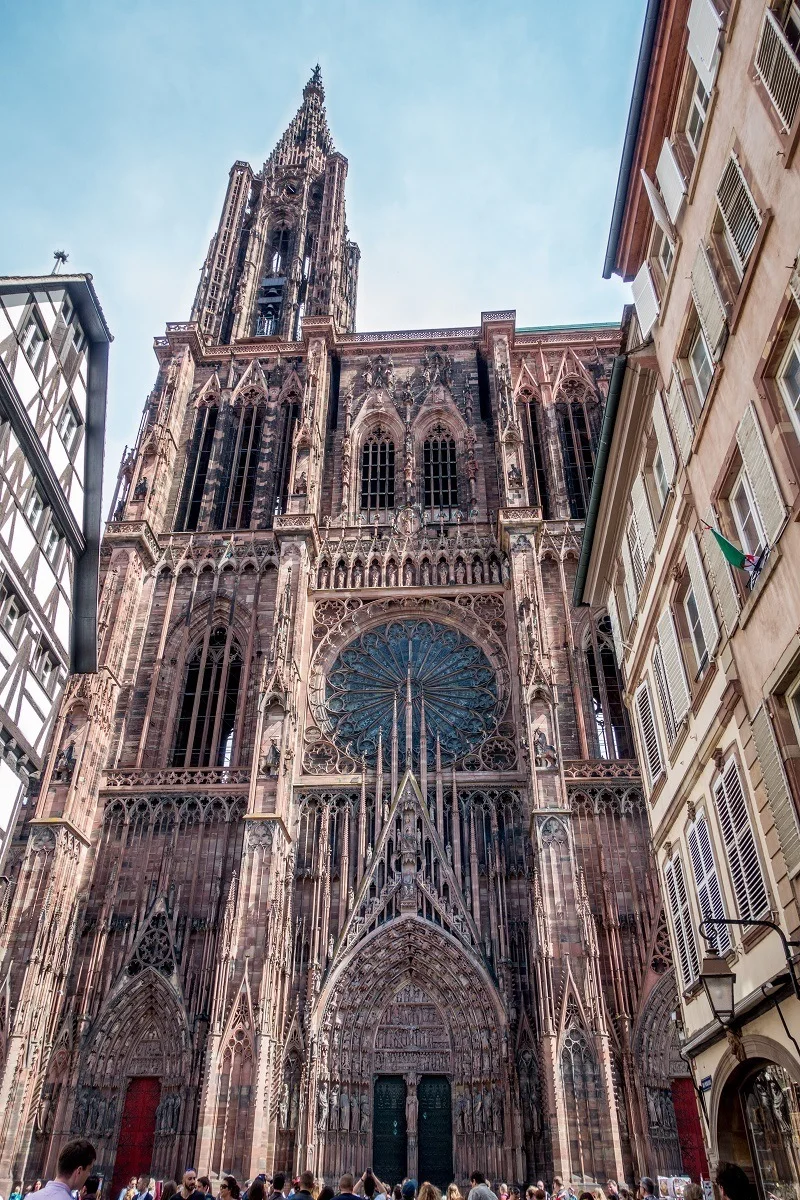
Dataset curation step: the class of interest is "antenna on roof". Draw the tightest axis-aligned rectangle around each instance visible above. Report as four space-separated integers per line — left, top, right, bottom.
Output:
52 250 68 274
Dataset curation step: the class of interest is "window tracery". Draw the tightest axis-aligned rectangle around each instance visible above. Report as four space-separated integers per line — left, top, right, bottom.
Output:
360 427 395 514
218 403 264 529
177 405 218 531
557 384 600 519
585 615 633 759
172 627 243 767
423 426 458 513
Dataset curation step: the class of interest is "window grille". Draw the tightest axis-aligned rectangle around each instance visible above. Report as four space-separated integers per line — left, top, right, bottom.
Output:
223 405 264 529
755 6 800 133
178 406 218 531
360 431 395 513
423 433 458 510
559 400 596 519
172 628 243 767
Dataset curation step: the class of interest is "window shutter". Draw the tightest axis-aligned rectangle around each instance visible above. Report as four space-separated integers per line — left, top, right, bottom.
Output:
690 243 728 361
752 704 800 877
688 814 731 953
667 370 694 465
685 530 720 656
607 591 624 666
628 515 647 591
640 169 675 241
653 644 678 746
635 680 663 786
653 390 676 485
655 140 687 225
687 0 723 91
702 508 741 636
665 854 701 988
632 261 660 338
714 759 769 922
657 606 691 726
632 474 656 562
716 154 761 276
621 536 638 621
736 403 786 544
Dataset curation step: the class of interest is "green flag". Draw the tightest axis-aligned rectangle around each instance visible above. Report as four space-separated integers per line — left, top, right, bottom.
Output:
708 527 757 573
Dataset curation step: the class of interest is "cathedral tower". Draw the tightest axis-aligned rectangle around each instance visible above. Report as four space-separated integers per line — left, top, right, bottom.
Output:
0 73 700 1194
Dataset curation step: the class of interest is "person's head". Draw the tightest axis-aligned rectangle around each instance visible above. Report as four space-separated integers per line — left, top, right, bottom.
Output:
138 1179 153 1195
197 1182 210 1196
499 1187 508 1198
249 1182 266 1200
299 1175 316 1196
13 1184 21 1194
715 1164 751 1200
272 1177 286 1195
579 1192 595 1200
84 1179 100 1199
682 1187 702 1200
534 1191 546 1200
509 1190 520 1200
339 1177 355 1196
638 1182 656 1200
553 1183 562 1194
469 1177 486 1189
161 1186 178 1200
606 1186 618 1199
363 1179 377 1200
394 1187 403 1200
402 1184 416 1200
618 1189 634 1200
56 1140 97 1191
318 1189 335 1200
183 1173 198 1194
446 1186 462 1200
418 1185 439 1200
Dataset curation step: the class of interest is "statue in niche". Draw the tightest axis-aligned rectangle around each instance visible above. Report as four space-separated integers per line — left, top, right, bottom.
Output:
492 1089 503 1134
490 560 501 583
369 562 380 587
360 1090 369 1131
455 561 466 584
421 560 431 586
437 560 449 586
295 472 307 495
264 738 281 776
387 563 398 587
403 561 413 586
335 565 346 588
133 477 148 501
534 728 558 767
329 1082 339 1131
406 1080 418 1129
319 564 330 589
473 560 484 584
340 1088 350 1132
317 1081 329 1130
473 1089 483 1131
279 1082 290 1128
352 563 363 588
507 463 522 489
53 741 76 783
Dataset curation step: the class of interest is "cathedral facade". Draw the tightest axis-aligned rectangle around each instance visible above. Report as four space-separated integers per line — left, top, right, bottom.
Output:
0 72 704 1193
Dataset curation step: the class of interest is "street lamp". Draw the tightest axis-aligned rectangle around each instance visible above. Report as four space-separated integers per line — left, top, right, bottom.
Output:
699 952 736 1028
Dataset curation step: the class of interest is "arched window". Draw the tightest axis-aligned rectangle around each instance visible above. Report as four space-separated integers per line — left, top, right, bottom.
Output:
177 405 218 531
172 628 243 767
558 389 599 519
561 1028 605 1182
585 615 633 758
360 429 395 514
423 430 458 511
218 403 264 529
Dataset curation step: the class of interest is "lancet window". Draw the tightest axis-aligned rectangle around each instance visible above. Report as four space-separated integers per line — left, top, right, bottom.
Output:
360 429 395 514
220 404 264 529
172 627 243 767
177 405 218 531
585 615 633 758
423 429 458 512
558 394 598 519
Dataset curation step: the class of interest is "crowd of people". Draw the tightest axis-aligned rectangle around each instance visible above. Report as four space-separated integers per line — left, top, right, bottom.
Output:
23 1140 758 1200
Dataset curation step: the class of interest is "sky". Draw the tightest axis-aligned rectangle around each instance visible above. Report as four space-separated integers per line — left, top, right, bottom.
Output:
2 0 643 500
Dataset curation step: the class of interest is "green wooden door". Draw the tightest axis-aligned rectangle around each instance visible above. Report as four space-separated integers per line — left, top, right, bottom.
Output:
373 1075 407 1186
418 1075 453 1189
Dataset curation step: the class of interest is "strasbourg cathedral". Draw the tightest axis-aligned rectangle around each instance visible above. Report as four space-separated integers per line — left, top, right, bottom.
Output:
0 70 707 1195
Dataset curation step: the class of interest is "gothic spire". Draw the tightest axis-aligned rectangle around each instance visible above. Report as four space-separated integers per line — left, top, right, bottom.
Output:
265 65 334 174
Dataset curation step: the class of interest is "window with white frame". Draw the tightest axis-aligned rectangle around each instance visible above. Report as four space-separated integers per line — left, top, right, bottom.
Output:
21 313 46 368
33 642 58 693
687 810 731 954
652 447 670 512
653 643 678 746
689 326 714 403
58 401 81 454
713 757 769 924
71 321 86 354
656 228 674 280
731 467 767 558
0 582 25 642
627 515 646 592
715 153 762 281
61 293 74 325
634 679 664 786
686 73 710 157
43 520 63 566
684 583 709 672
664 853 701 989
777 321 800 441
25 487 45 531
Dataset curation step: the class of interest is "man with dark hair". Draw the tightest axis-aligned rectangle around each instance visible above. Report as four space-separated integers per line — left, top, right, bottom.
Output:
291 1175 314 1200
715 1164 751 1200
197 1179 213 1200
637 1182 657 1200
36 1140 96 1200
269 1175 286 1200
468 1175 497 1200
134 1177 154 1200
180 1172 205 1200
82 1178 100 1200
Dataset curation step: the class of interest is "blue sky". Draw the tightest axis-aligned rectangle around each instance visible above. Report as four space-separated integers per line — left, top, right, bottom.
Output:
2 0 642 497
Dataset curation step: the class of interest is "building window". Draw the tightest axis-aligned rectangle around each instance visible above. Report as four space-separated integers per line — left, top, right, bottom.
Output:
686 73 710 157
689 326 714 404
634 679 663 786
43 520 63 567
33 642 58 693
655 226 674 281
664 852 700 988
0 582 25 642
25 487 45 532
715 153 762 281
21 313 46 369
652 644 678 747
558 398 597 519
687 811 731 955
713 757 769 924
61 293 74 325
58 401 81 455
584 616 633 759
178 405 218 531
423 431 458 511
360 430 395 514
71 321 86 354
626 514 646 592
731 466 767 558
172 627 243 767
221 404 264 529
754 3 800 133
684 584 708 673
652 448 669 511
777 321 800 441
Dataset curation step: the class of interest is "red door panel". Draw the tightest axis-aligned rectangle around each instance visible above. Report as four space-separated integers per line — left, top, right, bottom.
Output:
111 1077 161 1199
672 1076 709 1181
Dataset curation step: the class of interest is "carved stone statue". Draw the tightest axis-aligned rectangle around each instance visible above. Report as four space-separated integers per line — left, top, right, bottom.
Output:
507 463 522 489
421 560 431 586
133 477 148 501
317 1081 328 1130
264 738 281 776
403 561 413 586
335 565 346 588
473 559 484 584
319 565 330 589
455 561 466 584
437 560 448 586
405 1080 418 1129
490 559 501 583
352 563 363 588
329 1082 339 1131
370 562 380 587
279 1081 290 1128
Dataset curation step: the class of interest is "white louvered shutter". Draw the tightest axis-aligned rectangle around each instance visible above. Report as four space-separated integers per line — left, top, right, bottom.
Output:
653 390 676 484
691 243 728 360
632 474 656 562
687 0 723 91
607 591 624 666
736 404 786 544
641 170 675 240
714 759 769 922
688 814 731 953
657 606 691 726
717 154 761 276
702 508 741 636
653 644 678 746
665 854 701 988
685 530 720 656
752 705 800 877
667 370 694 465
656 139 687 225
621 536 638 621
632 261 660 338
635 680 663 786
